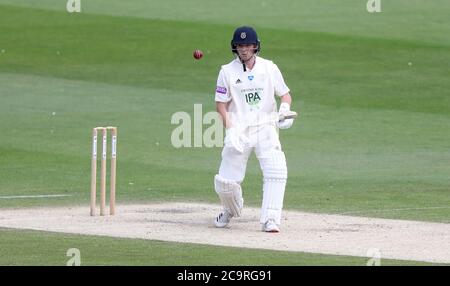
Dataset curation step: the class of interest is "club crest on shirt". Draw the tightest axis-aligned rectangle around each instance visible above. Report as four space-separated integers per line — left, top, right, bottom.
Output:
248 75 254 81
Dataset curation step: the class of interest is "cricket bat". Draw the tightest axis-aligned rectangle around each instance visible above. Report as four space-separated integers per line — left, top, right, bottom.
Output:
279 110 298 121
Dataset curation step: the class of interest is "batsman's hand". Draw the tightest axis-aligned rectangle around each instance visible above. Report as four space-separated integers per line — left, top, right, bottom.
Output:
277 102 294 129
224 125 249 153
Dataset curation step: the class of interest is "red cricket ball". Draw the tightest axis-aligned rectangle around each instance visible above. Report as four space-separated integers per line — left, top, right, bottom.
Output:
193 49 203 60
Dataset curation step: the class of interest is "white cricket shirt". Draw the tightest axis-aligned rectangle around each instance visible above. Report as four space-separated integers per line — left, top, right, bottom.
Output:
215 56 290 127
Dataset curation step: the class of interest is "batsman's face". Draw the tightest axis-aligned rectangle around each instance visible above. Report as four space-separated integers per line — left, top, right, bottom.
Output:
237 44 257 61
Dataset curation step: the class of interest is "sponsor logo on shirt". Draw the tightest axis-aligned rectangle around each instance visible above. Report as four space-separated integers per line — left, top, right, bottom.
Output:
244 92 261 105
216 86 227 94
240 87 263 108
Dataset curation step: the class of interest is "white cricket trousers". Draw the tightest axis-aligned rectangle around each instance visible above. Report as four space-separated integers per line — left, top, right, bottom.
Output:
217 124 288 225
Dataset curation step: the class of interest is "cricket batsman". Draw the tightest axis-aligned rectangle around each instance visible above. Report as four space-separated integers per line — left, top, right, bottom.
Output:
213 26 296 232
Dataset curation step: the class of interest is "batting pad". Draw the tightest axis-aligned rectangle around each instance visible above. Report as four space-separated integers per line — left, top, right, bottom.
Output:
260 179 286 225
259 149 287 225
259 149 287 180
214 175 244 217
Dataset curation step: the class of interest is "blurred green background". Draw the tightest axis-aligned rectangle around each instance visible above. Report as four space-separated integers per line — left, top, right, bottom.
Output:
0 0 448 265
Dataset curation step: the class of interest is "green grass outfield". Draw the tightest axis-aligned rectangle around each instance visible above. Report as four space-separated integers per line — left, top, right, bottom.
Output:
0 0 449 265
0 228 440 266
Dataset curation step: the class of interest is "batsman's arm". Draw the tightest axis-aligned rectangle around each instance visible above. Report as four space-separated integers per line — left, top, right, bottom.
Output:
216 101 231 128
280 93 292 105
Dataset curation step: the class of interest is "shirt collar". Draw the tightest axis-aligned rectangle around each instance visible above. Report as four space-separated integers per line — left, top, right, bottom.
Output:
234 55 258 71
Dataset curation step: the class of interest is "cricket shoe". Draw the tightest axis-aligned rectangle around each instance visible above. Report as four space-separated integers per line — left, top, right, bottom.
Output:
214 210 233 228
262 219 280 233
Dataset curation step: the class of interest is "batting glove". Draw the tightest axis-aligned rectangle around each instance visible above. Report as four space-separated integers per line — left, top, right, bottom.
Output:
277 102 294 129
224 126 249 153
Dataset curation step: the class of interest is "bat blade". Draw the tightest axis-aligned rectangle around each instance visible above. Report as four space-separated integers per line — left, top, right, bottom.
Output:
279 111 298 121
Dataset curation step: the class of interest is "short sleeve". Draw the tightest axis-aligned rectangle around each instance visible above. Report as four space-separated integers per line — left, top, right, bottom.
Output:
215 68 231 102
272 63 290 97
